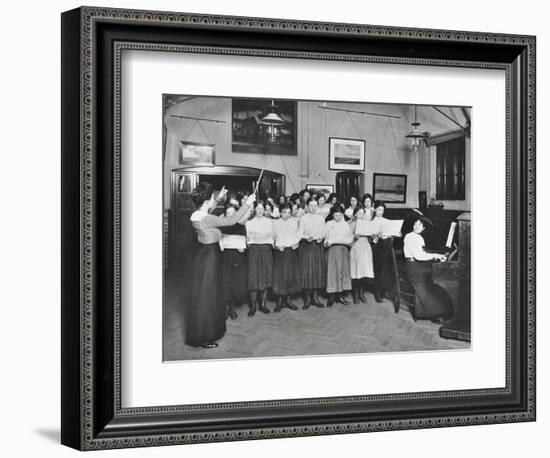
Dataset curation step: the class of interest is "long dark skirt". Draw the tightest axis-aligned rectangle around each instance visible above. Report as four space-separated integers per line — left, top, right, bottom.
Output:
326 245 352 293
404 260 453 320
372 238 400 297
247 244 273 291
186 243 226 347
222 249 248 302
299 240 327 289
272 247 300 295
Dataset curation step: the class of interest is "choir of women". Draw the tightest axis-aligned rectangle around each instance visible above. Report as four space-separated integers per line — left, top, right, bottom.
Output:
186 183 454 348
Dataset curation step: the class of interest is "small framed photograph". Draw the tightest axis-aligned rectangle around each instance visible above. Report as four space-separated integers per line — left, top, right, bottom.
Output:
329 137 366 171
178 141 215 167
306 183 334 198
373 173 407 203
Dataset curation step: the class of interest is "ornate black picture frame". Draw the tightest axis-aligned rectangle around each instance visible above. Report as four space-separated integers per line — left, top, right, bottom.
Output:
61 6 536 451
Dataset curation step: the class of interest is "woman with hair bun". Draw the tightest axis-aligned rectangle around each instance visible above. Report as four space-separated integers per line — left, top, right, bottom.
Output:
272 203 301 312
219 202 250 321
403 217 453 323
187 183 255 348
324 203 354 307
245 200 275 316
298 196 327 309
371 200 400 312
349 206 375 303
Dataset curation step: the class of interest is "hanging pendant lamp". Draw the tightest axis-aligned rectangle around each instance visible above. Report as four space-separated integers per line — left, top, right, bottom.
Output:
405 105 428 152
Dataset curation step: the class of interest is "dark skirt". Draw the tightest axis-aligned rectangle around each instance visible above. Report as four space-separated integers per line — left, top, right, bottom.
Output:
326 245 352 293
247 244 273 291
222 249 248 302
372 238 400 298
299 240 327 289
404 260 453 320
272 247 300 295
186 243 226 347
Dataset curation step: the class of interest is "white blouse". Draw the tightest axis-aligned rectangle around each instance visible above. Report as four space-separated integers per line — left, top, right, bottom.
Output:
325 219 354 246
299 212 326 241
317 204 330 220
344 206 357 219
403 232 433 261
245 217 274 245
273 218 301 248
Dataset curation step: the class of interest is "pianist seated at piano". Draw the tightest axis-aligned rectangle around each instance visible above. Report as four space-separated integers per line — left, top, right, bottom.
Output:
403 217 454 324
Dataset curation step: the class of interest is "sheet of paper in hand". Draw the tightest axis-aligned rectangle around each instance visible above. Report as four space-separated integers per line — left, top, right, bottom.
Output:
382 219 404 237
220 234 247 250
355 220 379 236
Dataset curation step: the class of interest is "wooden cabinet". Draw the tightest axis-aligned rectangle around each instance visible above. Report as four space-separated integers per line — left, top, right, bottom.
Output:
335 172 363 205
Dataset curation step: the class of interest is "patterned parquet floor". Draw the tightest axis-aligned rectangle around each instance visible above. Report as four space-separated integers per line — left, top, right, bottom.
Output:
163 268 470 362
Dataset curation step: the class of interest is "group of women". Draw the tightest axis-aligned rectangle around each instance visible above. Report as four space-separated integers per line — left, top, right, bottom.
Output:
186 182 454 349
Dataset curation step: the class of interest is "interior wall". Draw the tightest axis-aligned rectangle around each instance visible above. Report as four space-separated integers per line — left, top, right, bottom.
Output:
164 96 469 209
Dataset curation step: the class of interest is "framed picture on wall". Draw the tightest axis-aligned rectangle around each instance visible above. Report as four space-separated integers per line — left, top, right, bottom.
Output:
329 137 366 171
178 141 215 167
61 6 535 451
306 183 334 197
373 173 407 203
232 98 297 155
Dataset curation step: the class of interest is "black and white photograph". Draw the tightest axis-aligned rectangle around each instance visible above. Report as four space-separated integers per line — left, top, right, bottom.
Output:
163 95 472 361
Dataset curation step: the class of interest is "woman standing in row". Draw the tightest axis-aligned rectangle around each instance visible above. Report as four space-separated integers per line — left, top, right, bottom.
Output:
187 184 255 349
272 203 301 312
325 204 354 307
344 195 360 220
219 202 250 320
361 193 374 220
245 201 274 316
371 200 400 312
298 197 327 309
349 206 375 303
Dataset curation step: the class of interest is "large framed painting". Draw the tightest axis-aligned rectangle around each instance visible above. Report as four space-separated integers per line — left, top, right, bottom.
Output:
61 6 536 451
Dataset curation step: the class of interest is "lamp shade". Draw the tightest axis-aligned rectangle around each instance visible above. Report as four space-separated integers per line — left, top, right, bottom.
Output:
261 112 285 125
405 122 428 140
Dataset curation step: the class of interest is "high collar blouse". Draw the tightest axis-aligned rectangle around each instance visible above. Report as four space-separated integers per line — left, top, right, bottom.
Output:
325 219 354 245
273 217 301 248
403 232 433 261
245 216 274 245
299 212 326 240
190 204 250 244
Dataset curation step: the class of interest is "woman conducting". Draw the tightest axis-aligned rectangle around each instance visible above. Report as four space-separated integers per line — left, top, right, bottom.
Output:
403 217 454 323
187 183 255 349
